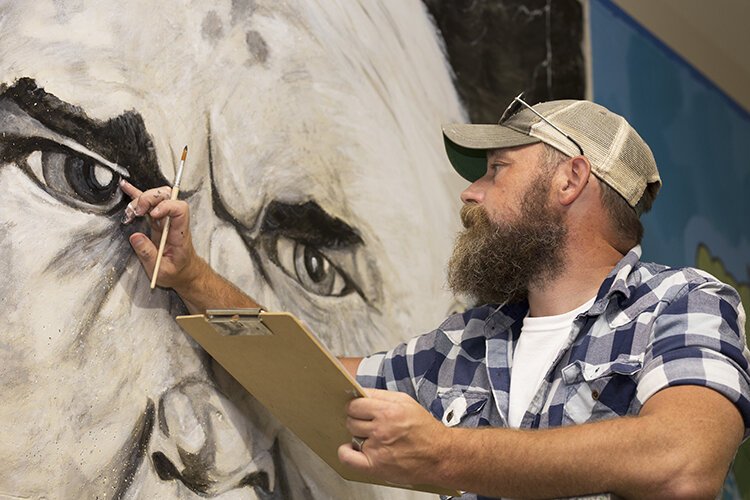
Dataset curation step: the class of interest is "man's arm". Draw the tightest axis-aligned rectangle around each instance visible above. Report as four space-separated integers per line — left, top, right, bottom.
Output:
340 357 363 379
121 181 261 313
340 384 744 499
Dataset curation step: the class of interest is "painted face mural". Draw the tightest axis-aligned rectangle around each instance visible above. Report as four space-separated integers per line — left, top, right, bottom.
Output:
0 0 585 497
0 1 464 498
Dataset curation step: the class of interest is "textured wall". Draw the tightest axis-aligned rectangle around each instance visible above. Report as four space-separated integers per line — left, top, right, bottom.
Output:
0 0 583 498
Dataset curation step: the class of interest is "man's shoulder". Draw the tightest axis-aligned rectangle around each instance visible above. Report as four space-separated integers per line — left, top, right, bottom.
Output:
629 259 740 303
438 304 497 332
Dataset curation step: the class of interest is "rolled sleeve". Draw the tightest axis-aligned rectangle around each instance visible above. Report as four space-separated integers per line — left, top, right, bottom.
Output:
637 280 750 438
356 329 439 399
356 351 388 389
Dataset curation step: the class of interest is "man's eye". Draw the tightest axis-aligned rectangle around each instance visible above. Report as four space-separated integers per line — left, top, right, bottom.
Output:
272 236 351 297
17 144 124 213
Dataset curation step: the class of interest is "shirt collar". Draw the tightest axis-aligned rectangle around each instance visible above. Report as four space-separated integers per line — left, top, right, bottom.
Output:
586 245 643 316
489 245 644 325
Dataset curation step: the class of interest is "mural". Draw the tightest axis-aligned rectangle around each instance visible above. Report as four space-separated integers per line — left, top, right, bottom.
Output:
590 0 750 497
0 0 584 498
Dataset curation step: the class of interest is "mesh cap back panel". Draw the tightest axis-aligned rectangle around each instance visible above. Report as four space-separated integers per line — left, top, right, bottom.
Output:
507 100 660 209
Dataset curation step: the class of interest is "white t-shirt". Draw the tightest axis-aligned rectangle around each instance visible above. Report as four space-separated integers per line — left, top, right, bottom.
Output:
507 297 596 428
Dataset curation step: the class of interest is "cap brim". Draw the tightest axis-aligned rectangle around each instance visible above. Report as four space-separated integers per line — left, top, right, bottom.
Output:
442 124 540 182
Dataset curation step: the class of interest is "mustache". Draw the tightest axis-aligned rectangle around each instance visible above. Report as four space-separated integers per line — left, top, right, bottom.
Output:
459 203 490 229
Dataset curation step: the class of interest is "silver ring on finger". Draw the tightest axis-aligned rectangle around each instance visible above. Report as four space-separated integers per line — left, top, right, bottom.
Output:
351 436 367 452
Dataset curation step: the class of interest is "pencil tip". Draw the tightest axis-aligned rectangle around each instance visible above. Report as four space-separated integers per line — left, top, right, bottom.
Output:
181 145 188 161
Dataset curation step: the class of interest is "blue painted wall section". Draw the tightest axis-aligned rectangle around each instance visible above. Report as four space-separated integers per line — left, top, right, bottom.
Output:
590 1 750 497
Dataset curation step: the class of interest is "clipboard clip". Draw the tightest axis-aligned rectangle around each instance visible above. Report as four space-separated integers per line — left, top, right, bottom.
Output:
205 308 273 337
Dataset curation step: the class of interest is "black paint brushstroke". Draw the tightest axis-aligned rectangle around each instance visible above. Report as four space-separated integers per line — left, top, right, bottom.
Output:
44 221 143 277
45 220 147 362
1 77 167 190
151 450 274 496
152 451 181 482
267 438 314 500
260 201 363 249
206 124 273 288
423 0 585 123
110 399 156 500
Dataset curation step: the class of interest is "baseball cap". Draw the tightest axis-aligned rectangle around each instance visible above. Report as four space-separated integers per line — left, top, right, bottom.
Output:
443 99 661 214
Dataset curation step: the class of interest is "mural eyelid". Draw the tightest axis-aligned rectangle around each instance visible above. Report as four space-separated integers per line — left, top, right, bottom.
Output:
1 135 130 214
1 81 167 192
263 234 357 298
249 200 370 301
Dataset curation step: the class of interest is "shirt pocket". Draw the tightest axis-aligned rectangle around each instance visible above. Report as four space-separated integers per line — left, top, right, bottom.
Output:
430 389 489 428
561 356 643 425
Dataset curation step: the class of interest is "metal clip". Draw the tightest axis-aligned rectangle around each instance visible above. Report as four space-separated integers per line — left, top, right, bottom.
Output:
206 308 272 336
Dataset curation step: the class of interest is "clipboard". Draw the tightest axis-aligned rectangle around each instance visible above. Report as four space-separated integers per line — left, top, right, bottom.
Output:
176 309 460 497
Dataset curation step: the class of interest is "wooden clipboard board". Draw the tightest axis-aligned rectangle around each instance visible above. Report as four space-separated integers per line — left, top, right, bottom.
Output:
176 309 460 497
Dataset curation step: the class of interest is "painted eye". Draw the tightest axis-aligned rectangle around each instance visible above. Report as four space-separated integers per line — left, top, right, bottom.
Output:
273 236 350 297
21 146 124 213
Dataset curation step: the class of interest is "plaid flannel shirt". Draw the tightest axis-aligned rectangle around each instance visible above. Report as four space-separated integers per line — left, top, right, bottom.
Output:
357 246 750 499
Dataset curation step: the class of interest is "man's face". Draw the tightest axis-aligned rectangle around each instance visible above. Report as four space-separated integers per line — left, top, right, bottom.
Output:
0 1 463 497
448 145 568 305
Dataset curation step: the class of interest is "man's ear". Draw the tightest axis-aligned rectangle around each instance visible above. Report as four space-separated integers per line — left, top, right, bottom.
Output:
557 156 591 207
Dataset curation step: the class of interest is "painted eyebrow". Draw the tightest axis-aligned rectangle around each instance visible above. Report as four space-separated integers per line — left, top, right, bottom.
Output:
260 200 363 248
0 77 167 189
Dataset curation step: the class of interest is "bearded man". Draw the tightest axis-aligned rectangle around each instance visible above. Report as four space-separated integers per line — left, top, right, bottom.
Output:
123 98 750 499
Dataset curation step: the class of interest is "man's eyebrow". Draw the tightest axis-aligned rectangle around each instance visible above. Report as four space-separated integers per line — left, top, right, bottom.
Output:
0 77 166 189
260 200 363 248
487 149 511 162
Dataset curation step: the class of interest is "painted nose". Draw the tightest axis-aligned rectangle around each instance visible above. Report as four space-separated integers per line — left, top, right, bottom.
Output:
151 380 279 497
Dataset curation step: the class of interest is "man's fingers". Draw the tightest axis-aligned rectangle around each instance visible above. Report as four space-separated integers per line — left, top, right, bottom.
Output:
149 200 188 222
363 388 411 402
346 416 377 437
119 179 143 199
337 443 371 470
149 200 190 244
129 232 157 276
347 389 412 419
120 182 172 224
347 397 388 420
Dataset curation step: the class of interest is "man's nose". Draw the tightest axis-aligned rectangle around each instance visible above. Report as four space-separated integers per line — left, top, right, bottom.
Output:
460 179 486 204
150 380 279 497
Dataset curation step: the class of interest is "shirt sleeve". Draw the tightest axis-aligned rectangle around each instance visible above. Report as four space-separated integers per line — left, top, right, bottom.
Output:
637 278 750 438
356 329 439 399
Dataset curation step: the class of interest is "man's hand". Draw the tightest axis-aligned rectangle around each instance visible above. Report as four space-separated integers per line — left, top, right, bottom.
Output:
120 180 204 290
338 389 450 487
120 180 262 313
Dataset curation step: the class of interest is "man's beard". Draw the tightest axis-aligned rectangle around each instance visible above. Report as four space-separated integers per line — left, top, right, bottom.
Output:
447 176 568 306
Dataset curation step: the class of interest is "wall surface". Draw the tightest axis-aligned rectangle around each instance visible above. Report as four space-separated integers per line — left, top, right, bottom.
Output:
0 0 584 498
612 0 750 113
589 0 750 497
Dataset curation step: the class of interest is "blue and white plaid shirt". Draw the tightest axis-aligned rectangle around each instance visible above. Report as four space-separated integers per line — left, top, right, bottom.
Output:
357 246 750 499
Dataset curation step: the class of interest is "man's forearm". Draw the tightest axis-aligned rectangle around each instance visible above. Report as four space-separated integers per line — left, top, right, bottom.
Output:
437 386 741 499
340 357 363 379
173 257 262 314
443 415 650 498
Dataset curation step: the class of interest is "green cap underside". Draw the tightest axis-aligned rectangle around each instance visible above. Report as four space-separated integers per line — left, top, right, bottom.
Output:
444 137 487 182
443 132 540 182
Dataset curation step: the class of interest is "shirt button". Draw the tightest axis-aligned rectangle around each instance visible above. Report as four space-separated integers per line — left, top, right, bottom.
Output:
591 390 600 400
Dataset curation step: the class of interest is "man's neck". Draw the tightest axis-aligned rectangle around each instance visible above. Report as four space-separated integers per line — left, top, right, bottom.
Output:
526 241 625 317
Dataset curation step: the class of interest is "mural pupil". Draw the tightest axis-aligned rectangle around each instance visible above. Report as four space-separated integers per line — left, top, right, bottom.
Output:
303 246 328 283
290 241 342 296
62 155 118 203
